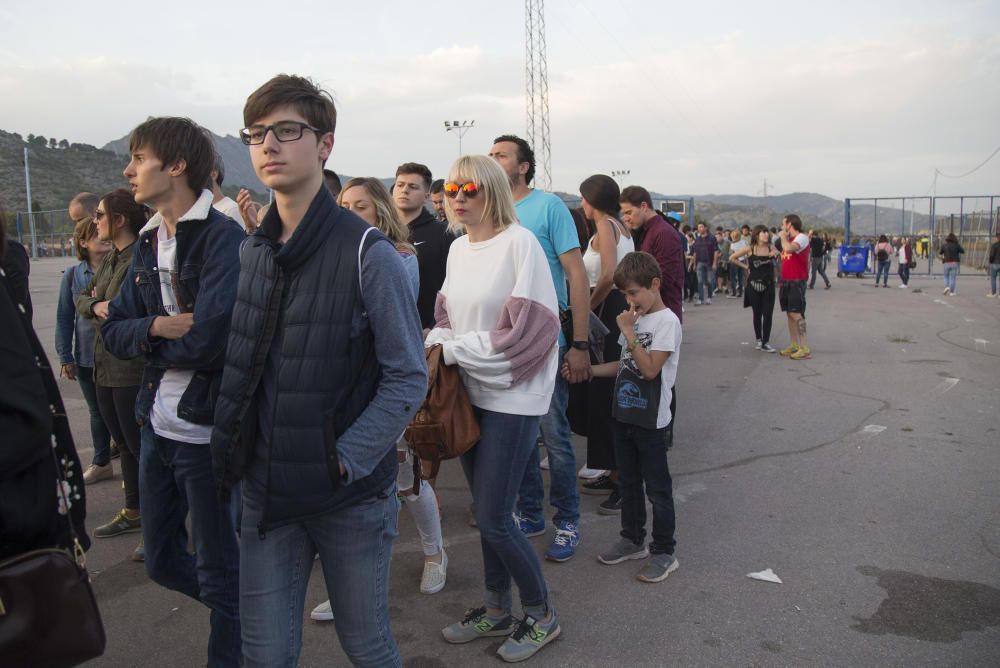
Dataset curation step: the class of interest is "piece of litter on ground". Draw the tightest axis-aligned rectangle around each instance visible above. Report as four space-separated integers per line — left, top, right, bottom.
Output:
862 424 886 434
747 568 783 584
171 607 179 612
795 605 801 611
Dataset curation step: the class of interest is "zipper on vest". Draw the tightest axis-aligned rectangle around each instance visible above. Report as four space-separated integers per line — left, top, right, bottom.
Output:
257 267 287 540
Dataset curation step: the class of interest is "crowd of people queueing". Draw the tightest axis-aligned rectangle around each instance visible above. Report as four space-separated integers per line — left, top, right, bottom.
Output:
2 74 823 668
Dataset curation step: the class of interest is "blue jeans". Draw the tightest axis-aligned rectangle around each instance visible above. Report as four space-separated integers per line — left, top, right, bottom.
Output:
729 264 744 294
76 365 111 466
612 420 676 555
464 408 549 619
876 260 891 286
696 262 715 301
989 264 999 295
239 488 400 668
140 424 241 667
898 262 910 286
943 263 959 293
517 348 580 527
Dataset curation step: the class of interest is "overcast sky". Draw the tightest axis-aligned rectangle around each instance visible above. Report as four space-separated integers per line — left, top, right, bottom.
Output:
1 0 997 199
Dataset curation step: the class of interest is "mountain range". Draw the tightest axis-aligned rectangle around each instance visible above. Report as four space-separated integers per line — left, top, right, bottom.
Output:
1 127 933 236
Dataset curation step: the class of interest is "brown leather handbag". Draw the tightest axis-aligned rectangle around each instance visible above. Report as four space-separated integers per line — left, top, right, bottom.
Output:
0 451 106 668
403 344 480 490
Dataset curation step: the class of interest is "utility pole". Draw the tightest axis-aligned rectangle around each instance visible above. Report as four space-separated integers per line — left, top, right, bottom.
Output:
525 0 552 190
23 147 37 259
444 120 475 156
758 178 772 226
611 169 630 187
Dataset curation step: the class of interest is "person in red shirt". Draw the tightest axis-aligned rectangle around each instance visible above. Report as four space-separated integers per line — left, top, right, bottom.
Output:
777 214 812 359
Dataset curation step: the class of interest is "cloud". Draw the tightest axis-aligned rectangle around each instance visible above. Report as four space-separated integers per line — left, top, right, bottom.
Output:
545 25 1000 196
0 25 996 199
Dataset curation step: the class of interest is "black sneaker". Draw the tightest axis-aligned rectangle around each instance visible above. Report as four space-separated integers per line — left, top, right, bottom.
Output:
581 474 615 496
110 442 121 460
597 489 622 515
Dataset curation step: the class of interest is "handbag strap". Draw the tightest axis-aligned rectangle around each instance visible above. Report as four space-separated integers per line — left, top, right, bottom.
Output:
50 446 86 569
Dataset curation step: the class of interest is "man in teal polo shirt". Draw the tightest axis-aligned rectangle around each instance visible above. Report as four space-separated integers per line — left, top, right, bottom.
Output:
490 134 591 562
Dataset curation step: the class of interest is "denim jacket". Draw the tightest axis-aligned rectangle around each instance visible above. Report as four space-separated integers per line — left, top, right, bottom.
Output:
101 190 245 427
55 261 95 367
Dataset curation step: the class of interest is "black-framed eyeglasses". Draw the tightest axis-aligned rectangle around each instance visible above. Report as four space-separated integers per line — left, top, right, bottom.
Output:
239 121 322 146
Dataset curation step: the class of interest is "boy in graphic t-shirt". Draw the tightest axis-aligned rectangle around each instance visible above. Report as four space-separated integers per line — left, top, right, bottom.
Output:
571 251 682 583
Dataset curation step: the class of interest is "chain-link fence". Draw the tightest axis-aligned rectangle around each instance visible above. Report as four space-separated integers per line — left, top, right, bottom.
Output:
11 208 75 258
844 195 997 276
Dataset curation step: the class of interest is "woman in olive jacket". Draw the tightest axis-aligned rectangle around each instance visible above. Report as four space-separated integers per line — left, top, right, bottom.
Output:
75 189 147 556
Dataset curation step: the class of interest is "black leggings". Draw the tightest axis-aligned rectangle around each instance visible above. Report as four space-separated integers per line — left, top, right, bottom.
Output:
748 287 775 344
95 384 142 511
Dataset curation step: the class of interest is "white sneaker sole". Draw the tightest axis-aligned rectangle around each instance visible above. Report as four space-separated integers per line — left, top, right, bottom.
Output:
637 557 680 583
497 623 561 662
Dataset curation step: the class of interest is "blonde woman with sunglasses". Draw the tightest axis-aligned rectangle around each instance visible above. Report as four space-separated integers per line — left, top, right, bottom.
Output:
426 155 562 663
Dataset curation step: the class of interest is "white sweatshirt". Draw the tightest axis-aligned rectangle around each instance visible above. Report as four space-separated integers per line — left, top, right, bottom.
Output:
425 223 559 416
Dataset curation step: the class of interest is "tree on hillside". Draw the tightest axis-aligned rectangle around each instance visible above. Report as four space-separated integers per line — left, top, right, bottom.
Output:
27 133 35 143
31 135 47 148
58 139 69 149
49 138 58 149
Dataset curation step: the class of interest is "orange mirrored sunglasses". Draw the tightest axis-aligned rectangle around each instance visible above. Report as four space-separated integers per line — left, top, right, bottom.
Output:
443 182 482 199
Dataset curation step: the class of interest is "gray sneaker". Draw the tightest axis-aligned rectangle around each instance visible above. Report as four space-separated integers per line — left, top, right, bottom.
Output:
131 537 145 562
497 612 561 663
94 509 141 538
597 538 649 565
760 343 777 353
442 606 516 644
636 553 679 583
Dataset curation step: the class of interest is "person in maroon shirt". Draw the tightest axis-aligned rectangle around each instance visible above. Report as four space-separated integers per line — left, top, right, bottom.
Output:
619 186 684 324
619 186 684 451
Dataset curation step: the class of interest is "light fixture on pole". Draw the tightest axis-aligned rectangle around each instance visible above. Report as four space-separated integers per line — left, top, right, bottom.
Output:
611 169 630 186
444 120 475 155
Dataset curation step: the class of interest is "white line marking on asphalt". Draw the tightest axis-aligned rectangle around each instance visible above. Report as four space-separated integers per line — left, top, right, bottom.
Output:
862 425 887 433
974 338 990 346
932 377 960 395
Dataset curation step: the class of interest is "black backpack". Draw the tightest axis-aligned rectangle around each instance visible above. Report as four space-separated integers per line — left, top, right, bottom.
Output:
876 247 888 262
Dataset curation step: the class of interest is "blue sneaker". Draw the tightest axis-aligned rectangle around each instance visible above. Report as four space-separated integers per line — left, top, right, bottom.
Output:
544 522 579 562
512 512 545 538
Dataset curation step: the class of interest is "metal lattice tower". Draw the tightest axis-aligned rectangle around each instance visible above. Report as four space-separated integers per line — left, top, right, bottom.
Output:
525 0 552 190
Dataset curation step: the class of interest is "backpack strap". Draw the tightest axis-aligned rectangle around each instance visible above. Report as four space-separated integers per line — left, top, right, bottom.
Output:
357 226 377 312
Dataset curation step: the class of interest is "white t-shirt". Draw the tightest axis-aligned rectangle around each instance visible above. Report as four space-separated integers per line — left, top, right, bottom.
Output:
150 224 214 444
213 196 245 229
618 307 682 429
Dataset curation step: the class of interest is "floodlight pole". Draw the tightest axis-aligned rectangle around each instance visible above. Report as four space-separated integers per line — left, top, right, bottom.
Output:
23 148 37 259
444 120 475 156
611 169 630 187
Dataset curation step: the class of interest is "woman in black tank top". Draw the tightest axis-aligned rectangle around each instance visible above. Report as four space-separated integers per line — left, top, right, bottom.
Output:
730 225 778 352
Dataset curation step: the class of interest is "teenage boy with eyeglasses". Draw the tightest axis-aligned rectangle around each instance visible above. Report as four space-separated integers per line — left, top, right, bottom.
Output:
489 134 590 562
210 74 426 668
102 117 246 667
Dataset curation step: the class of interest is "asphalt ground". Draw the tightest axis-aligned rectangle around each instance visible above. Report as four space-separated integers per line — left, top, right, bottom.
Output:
23 257 1000 667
